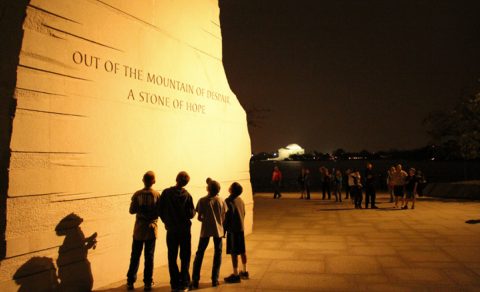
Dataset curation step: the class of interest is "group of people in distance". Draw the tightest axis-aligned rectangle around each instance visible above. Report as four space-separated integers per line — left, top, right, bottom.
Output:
127 171 248 292
273 162 426 210
387 164 427 209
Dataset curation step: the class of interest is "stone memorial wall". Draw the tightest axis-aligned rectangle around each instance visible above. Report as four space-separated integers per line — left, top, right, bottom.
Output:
0 0 252 290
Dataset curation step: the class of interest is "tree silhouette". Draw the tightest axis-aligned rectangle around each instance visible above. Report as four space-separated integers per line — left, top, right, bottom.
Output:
424 90 480 160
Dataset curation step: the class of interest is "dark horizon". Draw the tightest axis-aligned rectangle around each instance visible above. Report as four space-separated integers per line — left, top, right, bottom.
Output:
220 0 480 153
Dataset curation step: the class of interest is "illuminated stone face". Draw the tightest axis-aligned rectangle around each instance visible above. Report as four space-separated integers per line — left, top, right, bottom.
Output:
0 0 252 290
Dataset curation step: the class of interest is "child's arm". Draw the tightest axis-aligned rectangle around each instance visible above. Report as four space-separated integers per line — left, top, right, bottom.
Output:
196 199 203 222
221 200 227 223
242 200 246 218
186 195 196 219
129 194 138 214
158 190 167 223
157 191 165 222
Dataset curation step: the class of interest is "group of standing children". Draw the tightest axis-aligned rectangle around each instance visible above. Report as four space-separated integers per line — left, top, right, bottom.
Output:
127 171 249 292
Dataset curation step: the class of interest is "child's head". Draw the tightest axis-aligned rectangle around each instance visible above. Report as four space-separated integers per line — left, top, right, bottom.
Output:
176 171 190 187
143 171 156 188
207 180 220 196
205 177 213 192
229 182 243 197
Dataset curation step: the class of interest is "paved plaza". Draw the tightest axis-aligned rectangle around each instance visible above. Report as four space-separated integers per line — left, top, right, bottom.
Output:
99 193 480 291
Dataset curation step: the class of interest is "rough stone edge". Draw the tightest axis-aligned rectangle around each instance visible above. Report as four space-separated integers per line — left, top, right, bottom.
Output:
0 0 30 260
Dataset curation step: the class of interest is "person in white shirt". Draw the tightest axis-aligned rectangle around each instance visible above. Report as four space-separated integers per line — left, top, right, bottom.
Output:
349 170 363 209
391 164 408 208
191 180 227 289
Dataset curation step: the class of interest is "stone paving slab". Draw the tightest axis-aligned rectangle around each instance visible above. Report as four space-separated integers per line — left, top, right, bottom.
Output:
98 192 480 291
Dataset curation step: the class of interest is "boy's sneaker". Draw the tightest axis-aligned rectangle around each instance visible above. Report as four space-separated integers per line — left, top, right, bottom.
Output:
239 271 249 279
212 280 220 287
144 282 154 291
127 282 134 290
224 274 241 283
189 281 199 290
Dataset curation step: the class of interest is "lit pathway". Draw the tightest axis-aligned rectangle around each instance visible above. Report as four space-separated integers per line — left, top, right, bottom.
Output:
99 193 480 291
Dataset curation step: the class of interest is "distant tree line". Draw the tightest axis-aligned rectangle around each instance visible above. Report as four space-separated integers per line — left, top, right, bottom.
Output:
250 146 441 162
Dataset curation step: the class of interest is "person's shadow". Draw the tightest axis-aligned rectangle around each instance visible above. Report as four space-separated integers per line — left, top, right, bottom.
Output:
13 213 97 291
13 257 59 292
55 213 97 292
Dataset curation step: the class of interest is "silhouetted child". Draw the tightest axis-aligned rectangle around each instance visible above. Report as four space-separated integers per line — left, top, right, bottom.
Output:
191 180 227 289
158 171 196 292
224 182 249 283
127 171 161 291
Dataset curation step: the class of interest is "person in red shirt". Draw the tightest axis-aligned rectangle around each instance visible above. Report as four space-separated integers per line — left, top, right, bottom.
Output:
272 166 283 199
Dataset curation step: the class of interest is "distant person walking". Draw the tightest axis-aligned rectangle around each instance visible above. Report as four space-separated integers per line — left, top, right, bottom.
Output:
272 166 282 199
350 170 363 208
126 171 161 291
298 168 306 199
320 167 332 200
304 169 311 200
191 180 228 289
344 169 352 200
387 166 395 203
332 170 343 202
224 182 249 284
391 164 408 208
364 163 378 209
159 171 196 292
403 168 418 209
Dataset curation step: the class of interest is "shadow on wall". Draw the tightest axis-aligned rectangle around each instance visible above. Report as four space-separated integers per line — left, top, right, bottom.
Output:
466 220 480 224
0 0 31 260
13 257 58 292
13 213 97 292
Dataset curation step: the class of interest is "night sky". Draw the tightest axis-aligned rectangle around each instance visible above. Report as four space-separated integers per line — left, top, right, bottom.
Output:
219 0 480 154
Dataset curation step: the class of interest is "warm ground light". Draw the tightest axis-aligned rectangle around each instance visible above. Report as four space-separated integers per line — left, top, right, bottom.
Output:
99 193 480 291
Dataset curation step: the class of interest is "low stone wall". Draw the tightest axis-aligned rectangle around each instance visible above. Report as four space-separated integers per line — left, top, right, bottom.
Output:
424 181 480 199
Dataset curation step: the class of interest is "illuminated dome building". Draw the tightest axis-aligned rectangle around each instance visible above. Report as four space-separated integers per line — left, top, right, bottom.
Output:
276 144 305 160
